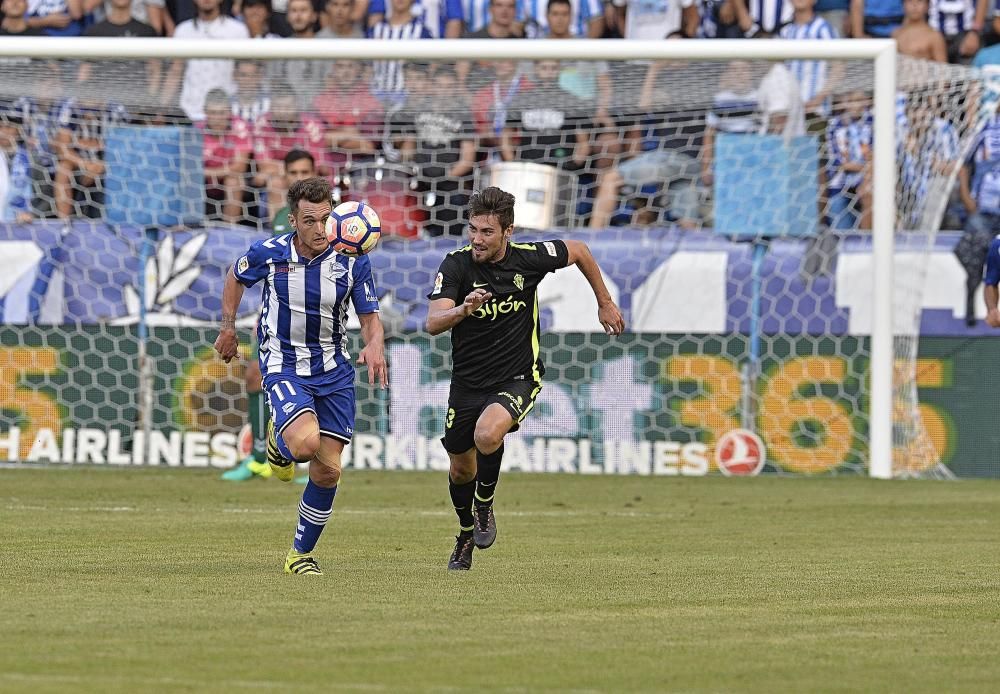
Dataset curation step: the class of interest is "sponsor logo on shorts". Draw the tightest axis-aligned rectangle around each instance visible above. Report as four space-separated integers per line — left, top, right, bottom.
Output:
282 402 296 415
446 407 455 428
499 391 523 414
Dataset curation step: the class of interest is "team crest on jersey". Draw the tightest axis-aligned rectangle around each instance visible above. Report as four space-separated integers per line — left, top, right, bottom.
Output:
513 273 524 291
432 272 443 295
237 255 249 274
327 261 347 280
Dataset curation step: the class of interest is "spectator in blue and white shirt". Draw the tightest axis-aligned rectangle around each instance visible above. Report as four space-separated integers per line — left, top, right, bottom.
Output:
523 0 603 37
26 0 86 36
956 114 1000 324
367 0 464 36
0 108 33 224
927 0 986 63
734 0 795 35
615 0 698 38
780 0 841 118
368 0 434 103
826 91 872 229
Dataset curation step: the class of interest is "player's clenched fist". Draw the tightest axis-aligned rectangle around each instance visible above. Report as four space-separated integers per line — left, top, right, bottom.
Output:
598 300 626 336
462 288 492 316
214 328 239 363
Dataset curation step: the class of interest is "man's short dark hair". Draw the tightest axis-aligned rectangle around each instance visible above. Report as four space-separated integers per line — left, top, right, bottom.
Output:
434 64 457 81
546 0 570 12
204 88 230 110
284 148 315 169
243 0 272 9
469 186 516 231
287 177 331 213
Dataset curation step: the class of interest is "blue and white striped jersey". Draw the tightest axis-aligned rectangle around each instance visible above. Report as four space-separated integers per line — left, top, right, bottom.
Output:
522 0 602 36
234 233 381 378
969 115 1000 214
747 0 793 33
826 111 872 192
779 16 838 113
368 0 464 37
929 0 975 37
368 18 434 99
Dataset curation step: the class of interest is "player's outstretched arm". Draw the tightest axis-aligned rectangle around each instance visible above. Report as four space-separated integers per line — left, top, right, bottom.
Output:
425 290 493 336
357 312 389 389
564 239 625 336
214 268 246 363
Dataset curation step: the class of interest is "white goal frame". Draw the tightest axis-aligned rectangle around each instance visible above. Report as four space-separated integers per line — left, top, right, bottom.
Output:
0 37 897 479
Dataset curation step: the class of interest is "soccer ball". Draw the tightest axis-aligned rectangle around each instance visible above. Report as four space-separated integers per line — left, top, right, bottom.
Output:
326 200 381 256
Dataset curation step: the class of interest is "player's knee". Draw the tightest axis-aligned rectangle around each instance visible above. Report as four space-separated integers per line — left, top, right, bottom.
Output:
474 427 503 456
310 460 341 487
449 452 476 483
290 431 321 461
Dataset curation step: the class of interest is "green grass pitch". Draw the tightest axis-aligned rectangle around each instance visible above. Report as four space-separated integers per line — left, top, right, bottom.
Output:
2 468 999 692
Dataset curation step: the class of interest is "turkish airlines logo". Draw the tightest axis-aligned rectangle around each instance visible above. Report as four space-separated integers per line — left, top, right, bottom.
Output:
715 429 766 476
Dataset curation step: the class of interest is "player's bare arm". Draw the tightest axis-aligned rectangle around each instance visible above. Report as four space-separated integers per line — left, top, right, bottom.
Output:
357 312 389 388
214 267 246 363
564 240 625 335
425 290 493 336
985 284 1000 327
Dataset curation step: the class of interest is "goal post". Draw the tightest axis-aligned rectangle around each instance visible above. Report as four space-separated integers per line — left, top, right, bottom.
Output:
0 36 982 478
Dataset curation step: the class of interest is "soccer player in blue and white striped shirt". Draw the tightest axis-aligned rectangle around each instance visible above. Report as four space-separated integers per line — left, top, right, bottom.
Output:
215 177 387 575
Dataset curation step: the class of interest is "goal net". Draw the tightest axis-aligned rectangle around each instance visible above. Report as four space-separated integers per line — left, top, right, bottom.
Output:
0 39 990 477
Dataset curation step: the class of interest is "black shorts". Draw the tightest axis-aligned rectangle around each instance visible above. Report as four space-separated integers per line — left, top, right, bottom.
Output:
441 379 542 454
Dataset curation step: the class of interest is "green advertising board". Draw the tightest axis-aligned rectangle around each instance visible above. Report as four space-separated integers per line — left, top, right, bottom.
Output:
0 327 995 477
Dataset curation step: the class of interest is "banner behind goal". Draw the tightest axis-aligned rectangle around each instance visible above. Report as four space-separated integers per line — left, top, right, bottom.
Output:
0 39 991 477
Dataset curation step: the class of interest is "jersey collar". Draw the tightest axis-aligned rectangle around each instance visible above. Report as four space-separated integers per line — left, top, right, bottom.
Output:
488 240 511 266
290 234 335 265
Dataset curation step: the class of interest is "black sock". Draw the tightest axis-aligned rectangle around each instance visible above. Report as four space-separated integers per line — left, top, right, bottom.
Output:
475 444 504 506
449 475 475 532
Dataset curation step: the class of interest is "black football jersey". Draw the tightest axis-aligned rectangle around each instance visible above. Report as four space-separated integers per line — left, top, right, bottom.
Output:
427 240 570 390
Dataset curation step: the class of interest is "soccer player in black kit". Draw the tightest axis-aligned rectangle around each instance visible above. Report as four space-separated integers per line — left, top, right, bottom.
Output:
426 187 625 571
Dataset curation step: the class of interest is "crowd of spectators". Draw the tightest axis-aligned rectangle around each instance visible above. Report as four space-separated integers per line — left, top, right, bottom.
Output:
0 0 998 243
